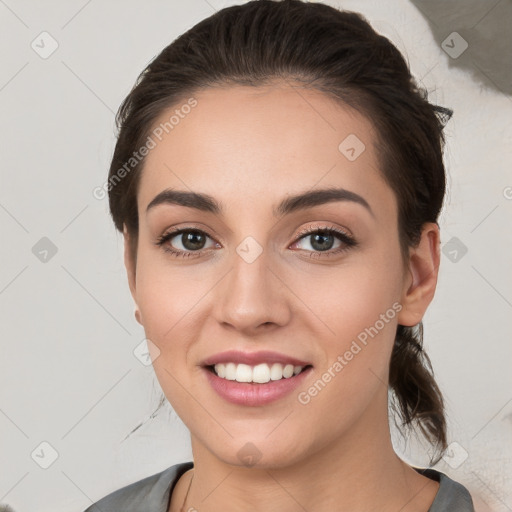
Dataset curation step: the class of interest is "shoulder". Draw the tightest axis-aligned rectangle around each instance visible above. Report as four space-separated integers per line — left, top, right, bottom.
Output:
414 467 476 512
82 461 194 512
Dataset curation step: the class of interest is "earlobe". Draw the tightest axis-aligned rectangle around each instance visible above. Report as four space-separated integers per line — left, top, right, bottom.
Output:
397 223 441 327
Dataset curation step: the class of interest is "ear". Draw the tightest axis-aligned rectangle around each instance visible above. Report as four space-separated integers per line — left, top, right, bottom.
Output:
123 224 142 325
397 222 441 327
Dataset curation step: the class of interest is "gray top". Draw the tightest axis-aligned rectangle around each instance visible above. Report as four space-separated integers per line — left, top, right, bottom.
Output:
82 461 475 512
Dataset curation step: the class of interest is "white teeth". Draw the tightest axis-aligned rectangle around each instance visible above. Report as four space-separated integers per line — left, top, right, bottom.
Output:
212 362 305 383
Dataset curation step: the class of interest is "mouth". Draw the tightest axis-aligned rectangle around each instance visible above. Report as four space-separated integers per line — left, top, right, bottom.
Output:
203 364 313 384
202 363 314 406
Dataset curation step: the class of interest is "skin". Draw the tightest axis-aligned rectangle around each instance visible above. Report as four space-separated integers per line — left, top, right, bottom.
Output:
123 82 441 512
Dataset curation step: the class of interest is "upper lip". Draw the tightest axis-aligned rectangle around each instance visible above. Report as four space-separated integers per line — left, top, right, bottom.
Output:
201 350 312 367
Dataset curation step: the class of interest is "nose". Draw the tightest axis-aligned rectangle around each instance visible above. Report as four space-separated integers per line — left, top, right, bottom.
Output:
211 243 292 335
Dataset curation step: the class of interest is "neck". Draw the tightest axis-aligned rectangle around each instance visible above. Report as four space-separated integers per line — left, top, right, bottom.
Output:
172 389 439 512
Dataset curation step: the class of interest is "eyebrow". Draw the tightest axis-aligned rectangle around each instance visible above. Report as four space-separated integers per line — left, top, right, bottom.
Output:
146 186 374 219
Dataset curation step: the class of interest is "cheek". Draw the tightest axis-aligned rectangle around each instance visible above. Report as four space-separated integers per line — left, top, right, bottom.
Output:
294 279 400 440
293 254 403 400
296 253 402 346
135 261 201 412
134 254 193 382
135 244 202 336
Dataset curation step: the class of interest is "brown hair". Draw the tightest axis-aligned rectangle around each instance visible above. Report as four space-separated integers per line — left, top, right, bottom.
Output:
109 0 452 464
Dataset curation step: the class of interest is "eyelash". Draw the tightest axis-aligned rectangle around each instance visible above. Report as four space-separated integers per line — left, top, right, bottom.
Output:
154 225 358 259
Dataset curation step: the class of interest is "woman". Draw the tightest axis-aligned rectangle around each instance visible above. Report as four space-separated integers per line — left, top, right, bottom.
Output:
84 1 475 510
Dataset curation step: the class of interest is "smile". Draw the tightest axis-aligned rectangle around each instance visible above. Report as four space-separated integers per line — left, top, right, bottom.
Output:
203 364 314 406
209 362 310 383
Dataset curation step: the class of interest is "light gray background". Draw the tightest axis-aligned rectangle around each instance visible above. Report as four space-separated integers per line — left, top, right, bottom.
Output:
0 1 511 511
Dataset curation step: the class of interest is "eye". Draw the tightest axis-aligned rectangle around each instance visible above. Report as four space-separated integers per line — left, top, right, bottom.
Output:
155 224 358 259
290 225 358 258
155 228 219 258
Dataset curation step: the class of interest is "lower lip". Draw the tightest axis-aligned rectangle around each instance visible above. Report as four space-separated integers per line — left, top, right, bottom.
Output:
202 366 313 406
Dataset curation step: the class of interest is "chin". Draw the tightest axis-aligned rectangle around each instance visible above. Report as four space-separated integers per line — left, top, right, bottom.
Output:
205 435 306 470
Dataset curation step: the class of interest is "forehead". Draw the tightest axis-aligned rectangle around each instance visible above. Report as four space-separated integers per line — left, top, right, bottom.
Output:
137 83 396 221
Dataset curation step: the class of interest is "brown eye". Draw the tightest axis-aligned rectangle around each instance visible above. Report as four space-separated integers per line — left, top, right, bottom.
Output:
155 228 218 258
177 230 208 251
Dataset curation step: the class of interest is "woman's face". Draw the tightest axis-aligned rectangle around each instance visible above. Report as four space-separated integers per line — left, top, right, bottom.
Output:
125 83 433 467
